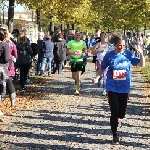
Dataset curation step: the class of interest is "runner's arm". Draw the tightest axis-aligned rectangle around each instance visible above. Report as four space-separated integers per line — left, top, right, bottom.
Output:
66 48 72 55
136 42 145 67
91 42 104 54
82 48 87 56
92 69 105 84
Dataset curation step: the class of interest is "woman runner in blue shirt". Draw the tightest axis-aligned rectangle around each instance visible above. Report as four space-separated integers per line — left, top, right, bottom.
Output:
92 33 145 144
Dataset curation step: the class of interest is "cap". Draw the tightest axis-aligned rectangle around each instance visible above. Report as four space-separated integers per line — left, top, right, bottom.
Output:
12 29 19 34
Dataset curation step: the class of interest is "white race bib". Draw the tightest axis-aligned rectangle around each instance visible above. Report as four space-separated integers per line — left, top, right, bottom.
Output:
113 70 127 80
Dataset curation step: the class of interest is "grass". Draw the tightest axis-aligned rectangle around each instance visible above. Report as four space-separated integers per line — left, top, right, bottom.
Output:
141 57 150 82
141 64 150 82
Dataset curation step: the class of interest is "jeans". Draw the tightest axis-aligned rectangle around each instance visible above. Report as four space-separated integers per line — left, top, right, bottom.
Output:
37 57 42 74
40 57 53 74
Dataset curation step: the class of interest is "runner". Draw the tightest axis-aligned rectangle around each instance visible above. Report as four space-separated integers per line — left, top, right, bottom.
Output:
92 33 145 144
67 31 87 95
89 29 101 70
91 32 109 95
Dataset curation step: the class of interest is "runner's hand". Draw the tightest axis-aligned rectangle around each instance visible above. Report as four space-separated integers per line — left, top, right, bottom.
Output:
98 50 104 53
82 53 86 56
73 51 81 56
92 78 98 84
136 42 143 54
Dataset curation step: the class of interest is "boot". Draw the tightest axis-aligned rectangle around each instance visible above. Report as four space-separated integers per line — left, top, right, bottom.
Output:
0 110 3 116
10 92 16 107
0 95 3 115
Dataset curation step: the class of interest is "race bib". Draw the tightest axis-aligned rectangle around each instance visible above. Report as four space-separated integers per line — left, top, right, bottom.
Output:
113 70 127 80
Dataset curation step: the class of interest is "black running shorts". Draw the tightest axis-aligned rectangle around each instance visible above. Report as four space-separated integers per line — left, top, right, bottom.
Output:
71 61 83 72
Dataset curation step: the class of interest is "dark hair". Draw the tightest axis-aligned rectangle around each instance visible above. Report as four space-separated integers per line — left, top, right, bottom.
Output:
109 33 124 45
18 32 26 45
133 33 136 36
95 29 100 33
46 35 52 40
100 32 106 36
75 30 80 34
0 28 5 41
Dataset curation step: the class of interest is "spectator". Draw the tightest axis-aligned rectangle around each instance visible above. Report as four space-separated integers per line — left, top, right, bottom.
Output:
16 32 33 91
53 33 66 74
39 35 54 76
4 32 18 106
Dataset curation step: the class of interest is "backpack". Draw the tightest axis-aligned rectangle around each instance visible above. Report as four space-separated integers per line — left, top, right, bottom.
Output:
54 41 66 61
43 41 54 58
31 43 39 56
0 43 8 96
17 42 32 64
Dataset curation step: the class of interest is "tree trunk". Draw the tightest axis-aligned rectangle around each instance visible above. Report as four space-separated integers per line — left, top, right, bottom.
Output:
7 0 15 31
36 9 40 31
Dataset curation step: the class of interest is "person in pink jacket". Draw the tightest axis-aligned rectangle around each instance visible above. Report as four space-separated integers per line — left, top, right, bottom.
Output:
4 32 18 106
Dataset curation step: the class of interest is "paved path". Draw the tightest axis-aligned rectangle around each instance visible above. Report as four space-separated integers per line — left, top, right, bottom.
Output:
0 59 149 150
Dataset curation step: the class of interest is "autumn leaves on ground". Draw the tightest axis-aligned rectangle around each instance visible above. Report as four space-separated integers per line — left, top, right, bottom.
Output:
0 76 52 121
0 64 149 127
132 65 150 115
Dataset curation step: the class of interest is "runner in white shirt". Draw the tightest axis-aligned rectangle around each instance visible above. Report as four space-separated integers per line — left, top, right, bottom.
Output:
91 32 109 95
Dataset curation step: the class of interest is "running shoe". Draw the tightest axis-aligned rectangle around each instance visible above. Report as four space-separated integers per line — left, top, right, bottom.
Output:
74 89 80 95
0 110 3 116
101 89 106 96
20 87 27 92
112 134 119 144
26 78 30 83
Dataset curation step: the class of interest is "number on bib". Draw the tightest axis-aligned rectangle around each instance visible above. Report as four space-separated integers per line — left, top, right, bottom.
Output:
113 70 126 80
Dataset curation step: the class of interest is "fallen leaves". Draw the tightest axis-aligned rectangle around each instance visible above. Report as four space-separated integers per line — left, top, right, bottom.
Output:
132 67 150 115
0 75 53 130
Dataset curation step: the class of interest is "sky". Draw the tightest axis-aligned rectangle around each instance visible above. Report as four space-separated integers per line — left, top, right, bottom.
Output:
14 4 26 12
3 2 26 12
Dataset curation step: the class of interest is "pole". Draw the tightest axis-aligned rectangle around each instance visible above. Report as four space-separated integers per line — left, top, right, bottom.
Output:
3 6 4 24
36 9 40 31
32 10 34 22
0 6 2 24
67 23 70 30
71 24 74 30
60 23 64 33
50 22 54 32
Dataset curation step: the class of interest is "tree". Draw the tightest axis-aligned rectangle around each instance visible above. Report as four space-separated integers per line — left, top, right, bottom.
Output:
2 0 150 32
7 0 15 31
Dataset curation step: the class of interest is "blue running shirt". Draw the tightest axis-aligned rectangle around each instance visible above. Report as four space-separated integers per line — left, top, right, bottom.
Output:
89 37 101 56
101 50 140 93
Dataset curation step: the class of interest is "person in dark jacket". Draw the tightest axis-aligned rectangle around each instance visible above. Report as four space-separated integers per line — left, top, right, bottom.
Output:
53 33 66 74
16 32 33 91
0 28 9 115
39 35 54 76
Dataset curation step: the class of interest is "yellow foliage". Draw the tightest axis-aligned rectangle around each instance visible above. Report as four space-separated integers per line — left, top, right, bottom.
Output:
6 0 150 31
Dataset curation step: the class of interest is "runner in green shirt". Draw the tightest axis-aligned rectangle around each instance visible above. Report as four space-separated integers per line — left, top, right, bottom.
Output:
67 31 87 95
